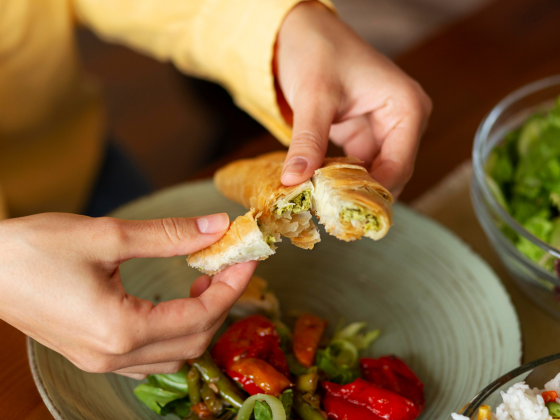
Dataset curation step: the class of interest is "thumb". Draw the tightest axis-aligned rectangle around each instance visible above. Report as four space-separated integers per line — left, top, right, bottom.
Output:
109 214 230 261
281 94 337 186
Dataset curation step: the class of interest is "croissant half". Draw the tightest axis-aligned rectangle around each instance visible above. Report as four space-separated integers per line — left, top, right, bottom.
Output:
187 209 276 275
214 152 320 250
312 157 394 241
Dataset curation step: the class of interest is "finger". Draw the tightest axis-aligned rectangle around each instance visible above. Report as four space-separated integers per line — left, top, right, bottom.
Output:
114 360 185 376
281 91 338 186
112 214 230 260
111 312 229 369
117 261 257 349
369 113 423 194
190 275 212 298
330 116 380 165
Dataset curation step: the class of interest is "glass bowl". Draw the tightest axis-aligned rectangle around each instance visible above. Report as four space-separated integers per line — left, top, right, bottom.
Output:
471 75 560 319
460 352 560 418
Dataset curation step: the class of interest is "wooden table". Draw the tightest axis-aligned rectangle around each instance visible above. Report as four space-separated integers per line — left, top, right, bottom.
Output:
2 0 560 417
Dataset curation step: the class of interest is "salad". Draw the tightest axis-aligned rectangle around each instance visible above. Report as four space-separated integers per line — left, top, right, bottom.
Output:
452 372 560 420
133 280 425 420
485 96 560 271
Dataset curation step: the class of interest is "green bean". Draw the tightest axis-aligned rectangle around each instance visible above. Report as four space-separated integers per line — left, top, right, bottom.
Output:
293 392 325 420
187 366 202 404
191 351 245 409
547 401 560 417
201 382 223 414
295 372 319 393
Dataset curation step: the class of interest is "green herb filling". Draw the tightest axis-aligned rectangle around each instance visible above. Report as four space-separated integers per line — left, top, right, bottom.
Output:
265 234 276 246
340 206 380 232
274 190 312 215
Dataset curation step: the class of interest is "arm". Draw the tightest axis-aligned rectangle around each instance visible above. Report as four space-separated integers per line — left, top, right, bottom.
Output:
72 0 429 196
71 0 333 145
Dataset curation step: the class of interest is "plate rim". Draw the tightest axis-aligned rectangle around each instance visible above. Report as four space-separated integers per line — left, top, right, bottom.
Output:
27 336 67 420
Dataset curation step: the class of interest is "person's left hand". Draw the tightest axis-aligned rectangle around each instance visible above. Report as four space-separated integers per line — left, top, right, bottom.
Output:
276 1 432 197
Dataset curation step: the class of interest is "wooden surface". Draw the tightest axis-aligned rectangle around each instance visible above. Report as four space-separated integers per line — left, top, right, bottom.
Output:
2 0 560 418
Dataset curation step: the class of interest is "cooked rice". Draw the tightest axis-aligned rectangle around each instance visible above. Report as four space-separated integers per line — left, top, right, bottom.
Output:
451 373 560 420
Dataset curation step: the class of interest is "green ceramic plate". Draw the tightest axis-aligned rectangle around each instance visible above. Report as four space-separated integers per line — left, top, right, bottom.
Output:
28 180 521 420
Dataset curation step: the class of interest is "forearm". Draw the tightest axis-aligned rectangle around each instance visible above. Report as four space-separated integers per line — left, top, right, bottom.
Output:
72 0 334 145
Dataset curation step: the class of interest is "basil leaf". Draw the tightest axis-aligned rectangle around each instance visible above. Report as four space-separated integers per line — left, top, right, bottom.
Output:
133 383 184 415
253 400 273 420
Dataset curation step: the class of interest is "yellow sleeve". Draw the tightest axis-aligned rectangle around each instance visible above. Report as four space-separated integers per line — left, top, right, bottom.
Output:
72 0 334 145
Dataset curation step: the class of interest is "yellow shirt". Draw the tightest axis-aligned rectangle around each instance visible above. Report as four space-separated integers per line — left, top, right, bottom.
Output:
0 0 333 219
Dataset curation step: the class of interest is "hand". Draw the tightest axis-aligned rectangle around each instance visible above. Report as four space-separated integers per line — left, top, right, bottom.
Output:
276 1 432 197
0 213 257 379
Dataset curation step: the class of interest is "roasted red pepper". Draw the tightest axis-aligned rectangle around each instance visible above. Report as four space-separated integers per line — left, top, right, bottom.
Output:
227 369 267 396
293 313 327 368
322 378 419 420
360 356 425 413
228 358 292 397
211 315 290 377
323 394 384 420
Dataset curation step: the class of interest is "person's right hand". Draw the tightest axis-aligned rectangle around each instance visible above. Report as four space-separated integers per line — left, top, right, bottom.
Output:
0 212 257 380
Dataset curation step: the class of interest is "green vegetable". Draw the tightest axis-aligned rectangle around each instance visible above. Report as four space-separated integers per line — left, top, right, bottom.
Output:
286 353 309 376
160 397 192 417
275 321 292 353
547 401 560 417
518 115 549 156
485 175 510 211
340 206 380 232
293 392 325 420
332 322 380 350
316 345 359 384
484 96 560 270
133 383 186 415
186 366 201 404
254 401 273 420
279 389 294 418
274 190 312 215
201 382 222 414
191 351 245 409
295 372 319 393
315 321 380 384
237 394 286 420
515 215 553 263
147 366 189 395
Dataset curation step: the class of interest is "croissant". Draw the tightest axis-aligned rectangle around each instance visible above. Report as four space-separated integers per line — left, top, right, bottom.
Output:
189 153 394 275
187 209 275 275
312 157 393 241
214 151 320 250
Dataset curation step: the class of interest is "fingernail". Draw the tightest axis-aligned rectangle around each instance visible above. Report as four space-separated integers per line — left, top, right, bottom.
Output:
197 213 229 234
282 157 308 176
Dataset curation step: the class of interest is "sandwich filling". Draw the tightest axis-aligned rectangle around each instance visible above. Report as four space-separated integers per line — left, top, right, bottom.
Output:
340 206 381 232
274 190 312 215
